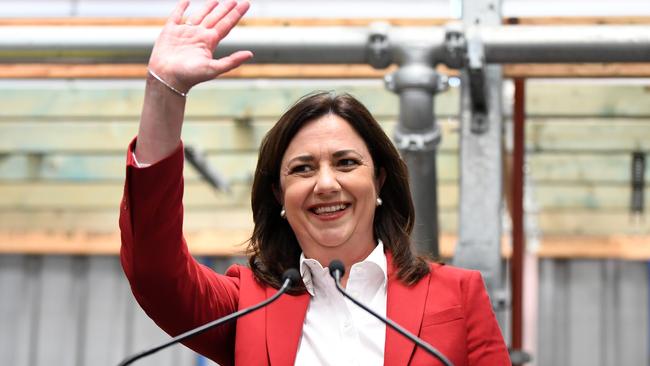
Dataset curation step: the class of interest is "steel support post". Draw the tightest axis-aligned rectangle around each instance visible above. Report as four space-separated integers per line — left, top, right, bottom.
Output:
453 0 508 319
384 42 448 256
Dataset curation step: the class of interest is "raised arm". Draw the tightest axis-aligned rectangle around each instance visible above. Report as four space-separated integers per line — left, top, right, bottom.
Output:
136 0 253 164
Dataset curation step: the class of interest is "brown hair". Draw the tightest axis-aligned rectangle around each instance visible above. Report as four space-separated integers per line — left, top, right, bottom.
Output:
247 91 429 291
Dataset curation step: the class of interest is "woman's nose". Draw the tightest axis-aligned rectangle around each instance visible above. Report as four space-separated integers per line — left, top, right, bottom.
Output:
313 166 341 194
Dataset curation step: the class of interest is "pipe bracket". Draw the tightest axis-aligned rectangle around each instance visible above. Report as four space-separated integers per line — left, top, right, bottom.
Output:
444 22 466 68
367 22 392 69
394 126 442 152
466 30 489 134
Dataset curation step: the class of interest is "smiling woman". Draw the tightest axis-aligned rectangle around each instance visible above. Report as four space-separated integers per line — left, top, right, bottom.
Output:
248 92 429 292
119 1 510 365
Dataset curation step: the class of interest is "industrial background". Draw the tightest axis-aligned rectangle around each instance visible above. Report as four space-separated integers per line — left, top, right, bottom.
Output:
0 0 649 365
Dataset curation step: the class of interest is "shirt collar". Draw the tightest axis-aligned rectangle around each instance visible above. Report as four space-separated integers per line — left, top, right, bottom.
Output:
299 239 387 296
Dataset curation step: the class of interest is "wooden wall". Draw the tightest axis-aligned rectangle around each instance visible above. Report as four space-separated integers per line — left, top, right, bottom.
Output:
0 79 648 256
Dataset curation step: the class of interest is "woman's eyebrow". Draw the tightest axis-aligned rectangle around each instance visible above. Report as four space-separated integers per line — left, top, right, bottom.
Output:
286 155 314 165
333 149 362 158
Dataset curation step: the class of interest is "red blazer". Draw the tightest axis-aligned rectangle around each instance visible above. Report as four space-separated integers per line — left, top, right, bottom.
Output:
119 140 510 366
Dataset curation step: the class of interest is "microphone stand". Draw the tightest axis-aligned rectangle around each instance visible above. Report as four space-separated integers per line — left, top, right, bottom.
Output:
118 269 299 366
329 260 454 366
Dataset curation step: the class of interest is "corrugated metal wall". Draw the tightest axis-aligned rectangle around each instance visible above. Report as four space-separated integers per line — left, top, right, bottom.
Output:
1 254 647 366
0 255 244 366
537 259 648 366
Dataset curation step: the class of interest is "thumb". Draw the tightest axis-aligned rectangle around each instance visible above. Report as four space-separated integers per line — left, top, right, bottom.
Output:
207 51 254 77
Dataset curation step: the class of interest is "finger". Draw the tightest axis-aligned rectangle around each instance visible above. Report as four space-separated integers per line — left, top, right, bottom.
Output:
169 0 191 25
208 50 253 76
202 0 238 29
211 1 250 39
187 0 219 26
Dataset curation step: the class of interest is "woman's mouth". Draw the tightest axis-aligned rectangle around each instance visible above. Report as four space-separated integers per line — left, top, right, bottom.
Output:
310 203 350 216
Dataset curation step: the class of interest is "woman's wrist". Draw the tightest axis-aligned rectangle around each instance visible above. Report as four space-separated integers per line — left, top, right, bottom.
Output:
148 68 188 97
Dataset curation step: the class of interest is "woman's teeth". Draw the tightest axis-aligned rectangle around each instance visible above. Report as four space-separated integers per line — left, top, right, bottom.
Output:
314 204 347 214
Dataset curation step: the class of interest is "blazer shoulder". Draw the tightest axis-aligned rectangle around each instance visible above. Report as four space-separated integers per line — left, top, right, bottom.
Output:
428 262 480 282
225 264 268 300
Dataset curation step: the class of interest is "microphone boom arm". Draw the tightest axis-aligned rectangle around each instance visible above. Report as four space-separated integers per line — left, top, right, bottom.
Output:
331 268 454 366
117 277 293 366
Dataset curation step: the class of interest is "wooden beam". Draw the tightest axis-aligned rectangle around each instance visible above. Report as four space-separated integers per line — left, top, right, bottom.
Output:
0 64 395 79
1 17 649 27
2 231 649 259
503 63 650 78
3 63 650 79
505 16 650 25
537 235 650 260
0 18 449 27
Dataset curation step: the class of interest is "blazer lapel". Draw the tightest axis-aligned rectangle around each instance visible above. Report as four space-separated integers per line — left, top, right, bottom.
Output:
384 254 431 366
266 286 310 366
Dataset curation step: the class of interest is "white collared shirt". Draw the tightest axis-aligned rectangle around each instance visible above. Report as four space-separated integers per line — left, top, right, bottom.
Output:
294 241 388 366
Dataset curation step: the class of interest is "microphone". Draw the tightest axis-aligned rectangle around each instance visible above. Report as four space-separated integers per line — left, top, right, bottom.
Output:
118 268 301 366
328 260 454 366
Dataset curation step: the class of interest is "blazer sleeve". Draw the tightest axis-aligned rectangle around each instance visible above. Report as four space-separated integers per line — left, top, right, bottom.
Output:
463 270 511 365
119 138 240 366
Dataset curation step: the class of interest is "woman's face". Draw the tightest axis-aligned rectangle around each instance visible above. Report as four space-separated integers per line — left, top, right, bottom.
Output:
278 114 384 263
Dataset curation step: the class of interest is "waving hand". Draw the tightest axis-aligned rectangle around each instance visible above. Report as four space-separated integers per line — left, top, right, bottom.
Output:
148 0 253 94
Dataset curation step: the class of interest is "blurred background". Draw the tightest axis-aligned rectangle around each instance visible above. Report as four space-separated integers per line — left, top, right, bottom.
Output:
0 0 649 365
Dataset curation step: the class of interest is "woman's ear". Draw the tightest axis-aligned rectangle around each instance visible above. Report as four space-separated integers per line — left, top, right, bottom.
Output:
376 167 386 192
272 184 283 205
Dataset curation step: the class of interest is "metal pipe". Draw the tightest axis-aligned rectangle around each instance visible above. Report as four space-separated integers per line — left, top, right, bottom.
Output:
2 25 650 64
385 43 446 257
395 89 440 256
481 25 650 63
0 26 446 64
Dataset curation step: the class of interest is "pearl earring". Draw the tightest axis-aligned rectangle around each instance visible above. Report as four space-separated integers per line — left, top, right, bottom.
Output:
376 197 383 207
280 207 286 218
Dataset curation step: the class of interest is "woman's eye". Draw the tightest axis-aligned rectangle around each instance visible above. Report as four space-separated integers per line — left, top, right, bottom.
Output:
290 165 313 174
338 158 360 168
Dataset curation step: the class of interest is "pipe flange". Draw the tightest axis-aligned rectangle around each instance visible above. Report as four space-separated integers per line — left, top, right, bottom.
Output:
384 63 444 94
394 126 442 152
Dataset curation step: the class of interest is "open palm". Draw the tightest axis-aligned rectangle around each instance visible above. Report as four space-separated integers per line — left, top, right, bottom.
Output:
148 0 253 94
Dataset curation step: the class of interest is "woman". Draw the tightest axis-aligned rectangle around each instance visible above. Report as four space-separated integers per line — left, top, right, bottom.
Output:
119 0 511 365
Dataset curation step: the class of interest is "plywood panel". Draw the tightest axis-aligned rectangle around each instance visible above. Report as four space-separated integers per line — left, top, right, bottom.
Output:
0 153 260 182
1 207 647 237
5 151 650 184
527 83 650 117
0 182 461 209
2 81 650 118
0 84 421 118
2 181 646 211
4 118 650 155
527 153 650 183
0 208 254 233
527 119 650 151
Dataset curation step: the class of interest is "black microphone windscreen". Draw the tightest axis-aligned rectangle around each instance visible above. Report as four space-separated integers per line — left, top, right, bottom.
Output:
282 268 301 285
328 260 346 278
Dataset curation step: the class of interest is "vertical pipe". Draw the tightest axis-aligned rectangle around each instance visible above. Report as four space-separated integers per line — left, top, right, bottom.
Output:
396 89 439 257
512 77 526 364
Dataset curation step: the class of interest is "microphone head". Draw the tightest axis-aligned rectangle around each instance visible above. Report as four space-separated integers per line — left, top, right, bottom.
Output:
282 268 301 286
328 260 346 279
